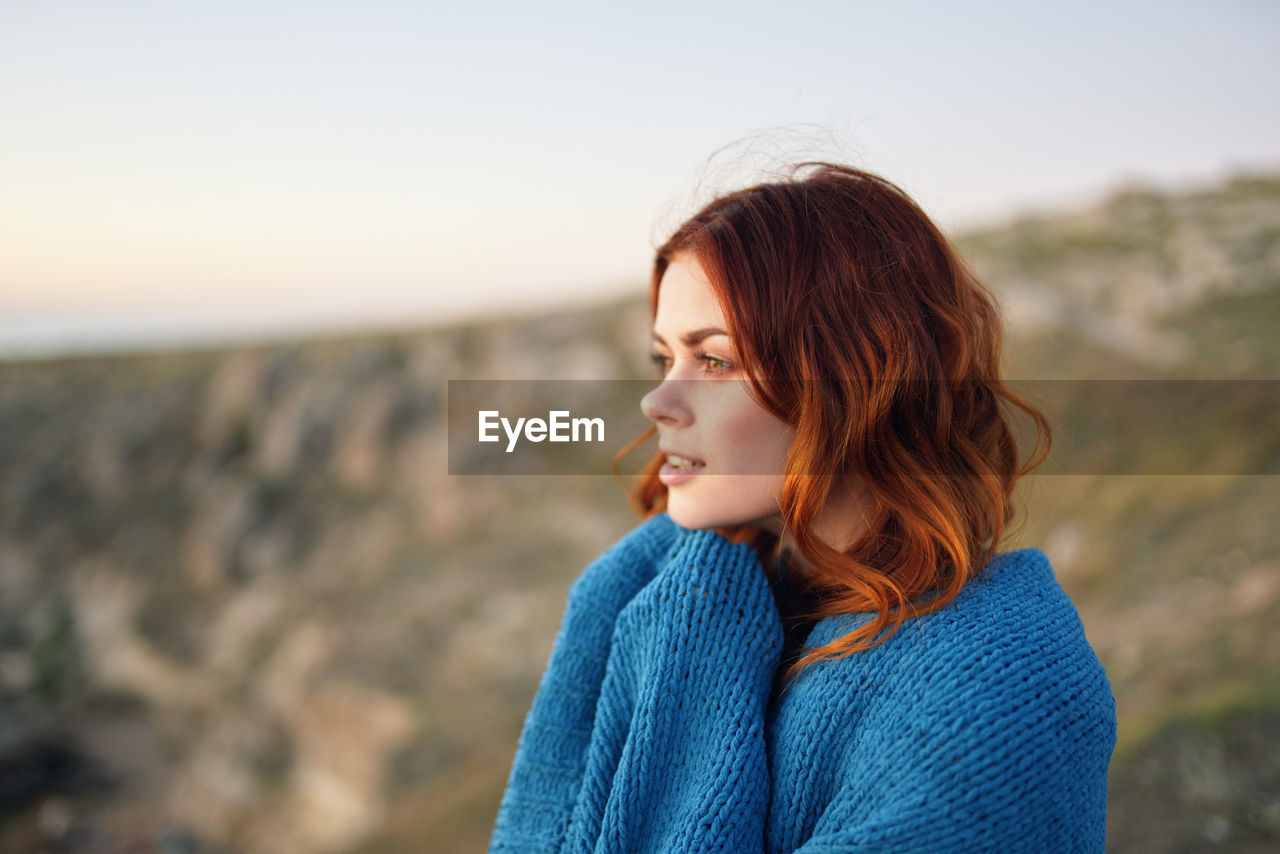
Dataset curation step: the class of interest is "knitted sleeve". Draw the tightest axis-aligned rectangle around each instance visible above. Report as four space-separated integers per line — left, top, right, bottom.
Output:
561 526 785 853
488 514 682 853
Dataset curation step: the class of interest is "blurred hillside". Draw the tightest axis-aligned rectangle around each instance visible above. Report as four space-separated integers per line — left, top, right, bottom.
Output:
0 172 1278 853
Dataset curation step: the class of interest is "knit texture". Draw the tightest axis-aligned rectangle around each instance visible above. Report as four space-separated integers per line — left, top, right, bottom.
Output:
488 513 1116 853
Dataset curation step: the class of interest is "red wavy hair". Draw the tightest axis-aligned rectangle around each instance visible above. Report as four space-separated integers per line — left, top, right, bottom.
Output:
615 162 1051 690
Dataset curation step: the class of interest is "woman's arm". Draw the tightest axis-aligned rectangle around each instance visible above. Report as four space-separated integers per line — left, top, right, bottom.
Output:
489 514 684 853
562 527 784 852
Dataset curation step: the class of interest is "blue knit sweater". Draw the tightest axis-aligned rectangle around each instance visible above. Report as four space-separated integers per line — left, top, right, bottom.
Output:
489 512 1116 852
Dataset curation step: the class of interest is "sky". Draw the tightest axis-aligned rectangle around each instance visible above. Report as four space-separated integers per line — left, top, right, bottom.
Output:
2 0 1278 358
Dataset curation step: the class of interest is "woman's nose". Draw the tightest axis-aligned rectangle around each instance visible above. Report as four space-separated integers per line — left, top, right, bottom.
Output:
640 378 693 427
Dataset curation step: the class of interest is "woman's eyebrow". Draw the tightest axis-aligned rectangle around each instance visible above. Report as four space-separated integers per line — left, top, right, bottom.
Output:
651 326 729 348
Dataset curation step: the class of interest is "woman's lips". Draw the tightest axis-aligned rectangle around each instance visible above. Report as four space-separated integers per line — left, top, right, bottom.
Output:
659 451 705 486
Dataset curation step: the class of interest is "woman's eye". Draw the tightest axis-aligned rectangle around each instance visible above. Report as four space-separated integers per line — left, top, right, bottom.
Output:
700 354 732 374
649 351 733 377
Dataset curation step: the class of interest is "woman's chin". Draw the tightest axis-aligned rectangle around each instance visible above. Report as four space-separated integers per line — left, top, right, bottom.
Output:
664 499 716 531
666 501 774 534
665 506 706 531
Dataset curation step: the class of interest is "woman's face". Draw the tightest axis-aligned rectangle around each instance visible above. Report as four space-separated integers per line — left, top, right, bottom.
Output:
640 252 793 534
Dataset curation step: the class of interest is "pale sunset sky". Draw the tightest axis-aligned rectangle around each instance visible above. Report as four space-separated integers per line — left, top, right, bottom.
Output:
2 0 1278 357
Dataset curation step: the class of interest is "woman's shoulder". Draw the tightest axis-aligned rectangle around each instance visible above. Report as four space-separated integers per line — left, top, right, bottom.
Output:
803 547 1111 704
779 547 1116 797
770 549 1114 852
941 546 1094 656
942 546 1076 631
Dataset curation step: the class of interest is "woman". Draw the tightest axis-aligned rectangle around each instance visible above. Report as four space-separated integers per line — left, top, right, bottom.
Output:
489 163 1116 852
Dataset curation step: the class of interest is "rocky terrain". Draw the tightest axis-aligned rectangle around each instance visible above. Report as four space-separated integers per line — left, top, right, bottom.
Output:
0 171 1277 853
